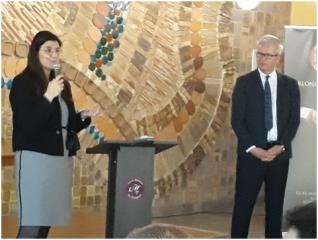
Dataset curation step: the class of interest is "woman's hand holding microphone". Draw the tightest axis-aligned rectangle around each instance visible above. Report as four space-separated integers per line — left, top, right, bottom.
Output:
43 69 105 119
44 74 64 102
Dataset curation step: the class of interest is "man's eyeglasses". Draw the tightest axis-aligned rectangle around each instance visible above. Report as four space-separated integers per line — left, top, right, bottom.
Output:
256 51 278 60
40 48 62 56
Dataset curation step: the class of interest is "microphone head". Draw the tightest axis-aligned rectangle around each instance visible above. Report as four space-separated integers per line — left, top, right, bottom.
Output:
52 63 61 78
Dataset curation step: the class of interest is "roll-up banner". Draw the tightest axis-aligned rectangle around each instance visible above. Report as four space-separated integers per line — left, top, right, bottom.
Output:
283 26 317 212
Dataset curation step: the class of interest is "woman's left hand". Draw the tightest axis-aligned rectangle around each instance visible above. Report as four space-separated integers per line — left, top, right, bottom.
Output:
80 109 105 119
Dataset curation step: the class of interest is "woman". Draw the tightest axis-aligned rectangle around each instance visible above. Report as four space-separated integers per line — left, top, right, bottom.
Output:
9 31 96 238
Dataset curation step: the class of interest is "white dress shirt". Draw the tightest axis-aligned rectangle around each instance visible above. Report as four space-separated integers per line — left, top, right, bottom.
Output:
246 69 278 153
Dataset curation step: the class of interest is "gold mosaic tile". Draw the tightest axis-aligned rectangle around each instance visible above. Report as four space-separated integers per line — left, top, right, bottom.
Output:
80 197 87 206
73 197 80 208
2 41 14 56
87 185 95 196
2 203 9 215
73 187 80 197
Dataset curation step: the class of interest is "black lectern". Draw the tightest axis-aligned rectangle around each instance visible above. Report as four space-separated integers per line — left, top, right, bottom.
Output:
86 139 177 238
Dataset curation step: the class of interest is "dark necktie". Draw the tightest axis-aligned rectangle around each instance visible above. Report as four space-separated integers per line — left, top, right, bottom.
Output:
264 75 273 130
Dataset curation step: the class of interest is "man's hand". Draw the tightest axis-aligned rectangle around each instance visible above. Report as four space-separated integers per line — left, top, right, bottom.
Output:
267 145 284 157
250 147 276 161
308 110 317 124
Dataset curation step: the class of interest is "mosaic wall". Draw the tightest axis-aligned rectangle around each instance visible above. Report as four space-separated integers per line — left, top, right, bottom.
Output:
2 1 291 215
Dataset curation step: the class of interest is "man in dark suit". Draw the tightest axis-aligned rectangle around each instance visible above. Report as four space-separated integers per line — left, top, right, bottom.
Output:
231 35 300 238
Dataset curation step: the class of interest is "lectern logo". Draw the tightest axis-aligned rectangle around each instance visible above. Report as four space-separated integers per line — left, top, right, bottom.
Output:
127 178 144 199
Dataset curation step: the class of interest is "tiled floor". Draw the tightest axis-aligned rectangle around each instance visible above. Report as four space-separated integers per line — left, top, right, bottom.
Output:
2 208 265 238
154 212 265 238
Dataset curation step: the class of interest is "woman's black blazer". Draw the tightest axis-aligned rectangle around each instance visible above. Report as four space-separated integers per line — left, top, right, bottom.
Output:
9 70 91 156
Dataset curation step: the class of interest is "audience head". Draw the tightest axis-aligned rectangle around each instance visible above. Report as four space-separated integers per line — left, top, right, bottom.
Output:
126 223 190 238
283 201 316 238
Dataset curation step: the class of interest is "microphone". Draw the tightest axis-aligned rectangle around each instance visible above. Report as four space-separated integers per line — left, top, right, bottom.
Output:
52 63 63 98
52 63 61 78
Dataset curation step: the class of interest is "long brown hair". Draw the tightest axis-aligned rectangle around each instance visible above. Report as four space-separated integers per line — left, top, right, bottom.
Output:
23 30 73 103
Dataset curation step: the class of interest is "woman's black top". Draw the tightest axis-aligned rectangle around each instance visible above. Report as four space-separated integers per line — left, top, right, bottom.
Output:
9 70 91 156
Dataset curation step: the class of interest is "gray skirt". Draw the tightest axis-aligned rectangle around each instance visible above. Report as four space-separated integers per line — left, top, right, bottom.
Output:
14 150 73 226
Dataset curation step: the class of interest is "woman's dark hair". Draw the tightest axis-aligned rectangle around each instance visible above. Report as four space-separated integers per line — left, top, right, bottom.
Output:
24 30 73 103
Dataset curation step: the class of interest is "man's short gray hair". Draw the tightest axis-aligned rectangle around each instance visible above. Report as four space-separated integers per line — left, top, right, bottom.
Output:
257 34 284 55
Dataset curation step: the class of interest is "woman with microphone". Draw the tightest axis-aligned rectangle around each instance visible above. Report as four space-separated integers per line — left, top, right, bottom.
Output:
9 31 97 238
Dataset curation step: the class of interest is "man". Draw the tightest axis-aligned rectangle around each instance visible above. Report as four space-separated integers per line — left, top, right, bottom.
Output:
231 35 300 238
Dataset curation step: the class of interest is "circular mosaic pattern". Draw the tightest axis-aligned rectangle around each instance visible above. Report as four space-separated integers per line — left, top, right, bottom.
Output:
1 1 235 198
81 2 130 81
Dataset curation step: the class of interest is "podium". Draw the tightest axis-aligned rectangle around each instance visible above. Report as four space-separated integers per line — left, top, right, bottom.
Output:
86 139 177 238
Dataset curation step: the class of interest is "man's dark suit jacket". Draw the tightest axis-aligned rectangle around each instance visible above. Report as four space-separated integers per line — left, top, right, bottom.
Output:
231 69 300 160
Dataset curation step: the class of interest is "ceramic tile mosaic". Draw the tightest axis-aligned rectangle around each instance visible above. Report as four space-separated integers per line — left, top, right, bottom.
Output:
2 1 292 216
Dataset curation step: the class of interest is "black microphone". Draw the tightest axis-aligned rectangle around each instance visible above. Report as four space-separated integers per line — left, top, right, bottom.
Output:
52 63 63 97
52 63 61 78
